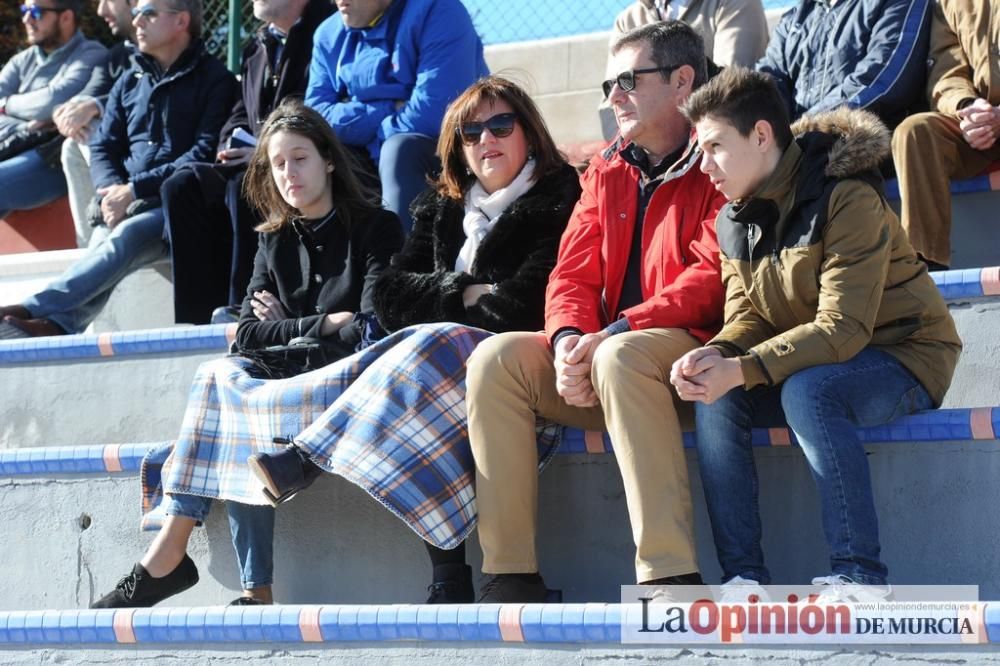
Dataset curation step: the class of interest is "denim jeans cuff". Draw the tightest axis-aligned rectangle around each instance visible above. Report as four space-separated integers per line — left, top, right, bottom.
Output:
162 492 212 523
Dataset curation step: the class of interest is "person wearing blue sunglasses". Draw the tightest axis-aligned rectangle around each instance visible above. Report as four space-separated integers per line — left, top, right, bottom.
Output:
0 0 106 223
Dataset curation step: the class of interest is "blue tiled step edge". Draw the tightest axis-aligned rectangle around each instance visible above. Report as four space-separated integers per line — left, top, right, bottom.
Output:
0 323 236 365
2 407 996 477
885 169 999 200
0 602 998 644
0 267 996 367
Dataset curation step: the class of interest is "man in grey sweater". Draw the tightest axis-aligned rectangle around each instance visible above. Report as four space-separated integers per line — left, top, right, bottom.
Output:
0 0 107 220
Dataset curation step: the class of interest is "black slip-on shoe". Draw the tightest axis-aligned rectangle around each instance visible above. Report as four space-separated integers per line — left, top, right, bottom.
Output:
90 554 199 609
477 573 548 603
426 563 474 604
229 596 271 606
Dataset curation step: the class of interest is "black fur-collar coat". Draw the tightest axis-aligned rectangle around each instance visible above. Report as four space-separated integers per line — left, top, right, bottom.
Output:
373 162 582 333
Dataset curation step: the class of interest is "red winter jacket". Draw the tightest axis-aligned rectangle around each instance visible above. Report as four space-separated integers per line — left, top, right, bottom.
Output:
544 136 726 343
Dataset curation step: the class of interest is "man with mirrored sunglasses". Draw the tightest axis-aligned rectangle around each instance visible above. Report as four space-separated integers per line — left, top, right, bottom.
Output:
0 0 107 223
467 21 727 603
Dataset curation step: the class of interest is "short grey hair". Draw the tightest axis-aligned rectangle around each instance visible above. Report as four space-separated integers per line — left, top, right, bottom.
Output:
165 0 202 38
612 20 708 90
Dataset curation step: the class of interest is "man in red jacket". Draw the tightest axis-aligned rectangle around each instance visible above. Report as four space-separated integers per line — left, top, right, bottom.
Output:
467 21 726 603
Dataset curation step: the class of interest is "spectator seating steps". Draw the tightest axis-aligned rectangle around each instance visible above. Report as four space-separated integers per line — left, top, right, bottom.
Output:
1 267 1000 636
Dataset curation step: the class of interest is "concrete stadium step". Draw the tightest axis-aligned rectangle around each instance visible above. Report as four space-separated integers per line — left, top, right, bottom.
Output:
0 249 175 333
1 267 999 449
2 403 1000 613
1 407 997 475
0 324 235 449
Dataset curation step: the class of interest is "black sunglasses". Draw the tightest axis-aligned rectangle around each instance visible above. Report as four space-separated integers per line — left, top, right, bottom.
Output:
20 4 63 20
602 65 678 99
131 5 181 19
457 112 517 145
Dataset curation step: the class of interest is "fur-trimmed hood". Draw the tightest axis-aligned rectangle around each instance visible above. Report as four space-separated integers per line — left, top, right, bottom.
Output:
791 107 891 180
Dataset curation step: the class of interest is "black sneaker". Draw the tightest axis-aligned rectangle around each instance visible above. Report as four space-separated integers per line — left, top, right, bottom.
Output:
477 573 548 603
248 439 323 506
90 555 199 608
426 564 474 604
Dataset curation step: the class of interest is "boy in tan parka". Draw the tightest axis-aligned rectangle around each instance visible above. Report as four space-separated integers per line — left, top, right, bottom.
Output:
672 67 961 597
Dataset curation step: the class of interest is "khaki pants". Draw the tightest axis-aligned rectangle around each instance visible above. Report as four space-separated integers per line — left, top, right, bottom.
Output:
892 112 1000 266
466 328 700 583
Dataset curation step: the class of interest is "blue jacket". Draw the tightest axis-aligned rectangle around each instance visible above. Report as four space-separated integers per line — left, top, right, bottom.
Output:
757 0 931 126
306 0 489 161
89 40 238 199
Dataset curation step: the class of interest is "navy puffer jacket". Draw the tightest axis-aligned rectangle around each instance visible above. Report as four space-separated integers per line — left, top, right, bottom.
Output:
757 0 931 127
89 40 238 199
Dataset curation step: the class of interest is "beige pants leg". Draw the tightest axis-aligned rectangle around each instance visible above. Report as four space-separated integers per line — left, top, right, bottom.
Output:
468 331 605 574
891 112 1000 266
590 328 700 581
467 329 700 582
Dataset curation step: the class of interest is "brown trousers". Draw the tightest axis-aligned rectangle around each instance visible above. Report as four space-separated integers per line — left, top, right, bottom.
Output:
466 329 700 583
892 111 1000 266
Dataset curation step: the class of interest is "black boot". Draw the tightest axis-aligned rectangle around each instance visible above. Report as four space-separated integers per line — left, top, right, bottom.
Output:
91 555 199 609
248 438 323 506
426 563 474 604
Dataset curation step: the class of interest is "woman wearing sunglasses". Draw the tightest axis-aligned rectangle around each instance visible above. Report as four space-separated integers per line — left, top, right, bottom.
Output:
93 77 579 608
242 75 582 603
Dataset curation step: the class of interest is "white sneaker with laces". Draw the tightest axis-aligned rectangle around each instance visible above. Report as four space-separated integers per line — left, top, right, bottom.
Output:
810 574 892 603
718 575 770 603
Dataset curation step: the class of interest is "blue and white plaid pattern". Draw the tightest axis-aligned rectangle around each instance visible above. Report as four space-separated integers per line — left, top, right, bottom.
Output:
141 323 563 547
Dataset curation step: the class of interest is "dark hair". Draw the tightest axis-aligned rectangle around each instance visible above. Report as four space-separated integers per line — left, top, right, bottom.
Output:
244 98 381 233
612 20 708 90
681 66 794 150
434 75 564 200
51 0 82 21
163 0 202 38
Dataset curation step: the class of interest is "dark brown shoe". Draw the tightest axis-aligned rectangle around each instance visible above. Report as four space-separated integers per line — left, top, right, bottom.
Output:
2 315 66 338
0 305 31 320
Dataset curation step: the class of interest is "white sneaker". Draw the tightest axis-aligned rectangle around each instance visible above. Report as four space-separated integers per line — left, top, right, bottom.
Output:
718 575 770 603
810 574 892 603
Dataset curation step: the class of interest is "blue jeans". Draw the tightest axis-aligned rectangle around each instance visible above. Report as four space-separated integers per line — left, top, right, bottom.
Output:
0 148 68 218
695 348 933 585
21 207 168 333
378 133 438 235
162 493 275 589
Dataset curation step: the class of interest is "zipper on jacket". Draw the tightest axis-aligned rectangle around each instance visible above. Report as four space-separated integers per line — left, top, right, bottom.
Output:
747 223 760 291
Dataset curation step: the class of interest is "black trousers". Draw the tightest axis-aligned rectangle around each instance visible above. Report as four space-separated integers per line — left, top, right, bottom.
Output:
163 162 259 324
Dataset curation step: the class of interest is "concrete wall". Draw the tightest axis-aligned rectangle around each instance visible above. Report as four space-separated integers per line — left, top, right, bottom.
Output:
484 32 609 146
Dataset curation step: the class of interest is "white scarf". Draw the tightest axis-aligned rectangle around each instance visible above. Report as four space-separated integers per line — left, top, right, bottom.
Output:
455 159 536 273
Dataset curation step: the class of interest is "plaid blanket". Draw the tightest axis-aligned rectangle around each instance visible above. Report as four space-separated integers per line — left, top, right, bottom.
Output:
141 323 562 548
